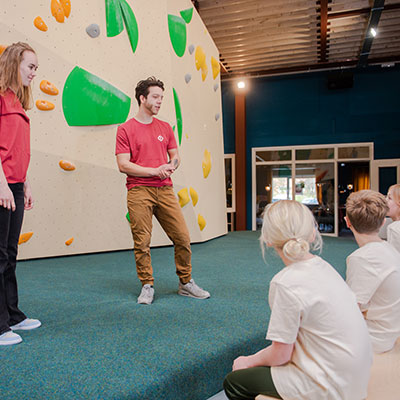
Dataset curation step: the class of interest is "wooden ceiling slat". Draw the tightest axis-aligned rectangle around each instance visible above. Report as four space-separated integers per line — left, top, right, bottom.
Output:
196 0 400 78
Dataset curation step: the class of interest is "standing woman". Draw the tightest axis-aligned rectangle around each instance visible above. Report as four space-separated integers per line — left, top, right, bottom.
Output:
0 42 41 346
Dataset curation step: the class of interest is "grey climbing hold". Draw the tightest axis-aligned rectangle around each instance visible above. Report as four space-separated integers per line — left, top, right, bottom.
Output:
188 44 195 54
215 113 220 121
86 24 100 38
185 73 192 83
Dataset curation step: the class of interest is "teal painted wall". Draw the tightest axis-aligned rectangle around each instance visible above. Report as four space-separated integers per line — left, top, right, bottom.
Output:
221 66 400 229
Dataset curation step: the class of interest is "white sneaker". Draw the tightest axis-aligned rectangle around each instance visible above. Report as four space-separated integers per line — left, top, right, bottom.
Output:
178 279 210 299
10 318 41 331
0 331 22 345
137 284 154 304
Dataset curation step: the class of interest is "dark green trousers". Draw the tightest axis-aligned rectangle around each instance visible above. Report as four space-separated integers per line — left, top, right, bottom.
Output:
223 366 283 400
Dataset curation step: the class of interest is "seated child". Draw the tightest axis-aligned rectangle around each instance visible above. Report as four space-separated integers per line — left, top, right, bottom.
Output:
224 200 372 400
345 190 400 353
387 184 400 253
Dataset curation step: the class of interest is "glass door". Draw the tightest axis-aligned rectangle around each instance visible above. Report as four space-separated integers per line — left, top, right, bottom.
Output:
295 163 335 234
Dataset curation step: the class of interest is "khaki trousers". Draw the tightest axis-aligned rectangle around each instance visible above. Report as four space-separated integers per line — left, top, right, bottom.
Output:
127 185 192 286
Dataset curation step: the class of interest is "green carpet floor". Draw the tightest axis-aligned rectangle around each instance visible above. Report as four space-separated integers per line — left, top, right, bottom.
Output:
1 232 358 400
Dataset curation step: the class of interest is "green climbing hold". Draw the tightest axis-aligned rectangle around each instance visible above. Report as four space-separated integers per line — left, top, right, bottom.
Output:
168 14 186 57
120 0 139 53
126 212 131 223
180 8 193 24
172 88 183 145
62 66 131 126
105 0 124 37
105 0 139 54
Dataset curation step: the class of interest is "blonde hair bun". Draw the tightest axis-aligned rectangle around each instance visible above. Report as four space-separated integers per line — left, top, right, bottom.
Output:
282 238 310 260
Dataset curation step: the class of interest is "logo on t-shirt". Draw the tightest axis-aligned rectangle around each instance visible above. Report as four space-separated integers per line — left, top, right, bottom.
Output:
158 135 164 142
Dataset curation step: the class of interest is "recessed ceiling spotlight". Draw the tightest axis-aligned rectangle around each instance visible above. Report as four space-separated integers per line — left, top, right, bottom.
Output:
237 81 245 89
370 28 377 37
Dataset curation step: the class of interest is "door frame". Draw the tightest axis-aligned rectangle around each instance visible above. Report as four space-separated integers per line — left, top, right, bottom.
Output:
370 159 400 191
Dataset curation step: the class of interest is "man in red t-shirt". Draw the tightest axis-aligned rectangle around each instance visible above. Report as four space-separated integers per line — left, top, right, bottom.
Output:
115 77 210 305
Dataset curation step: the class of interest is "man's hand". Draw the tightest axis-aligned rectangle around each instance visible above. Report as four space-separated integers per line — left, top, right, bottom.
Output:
24 181 34 210
156 163 175 180
0 182 15 211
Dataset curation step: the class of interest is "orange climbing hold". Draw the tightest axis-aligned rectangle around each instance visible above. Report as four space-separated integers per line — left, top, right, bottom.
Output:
36 100 55 111
40 80 59 95
65 237 74 246
60 0 71 18
18 232 33 245
34 16 48 32
0 45 6 55
59 160 76 171
51 0 65 23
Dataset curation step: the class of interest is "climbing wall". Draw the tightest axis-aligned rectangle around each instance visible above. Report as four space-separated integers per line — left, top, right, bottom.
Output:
0 0 227 259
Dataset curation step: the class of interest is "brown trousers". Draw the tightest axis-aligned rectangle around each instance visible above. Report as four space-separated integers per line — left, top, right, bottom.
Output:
127 185 192 286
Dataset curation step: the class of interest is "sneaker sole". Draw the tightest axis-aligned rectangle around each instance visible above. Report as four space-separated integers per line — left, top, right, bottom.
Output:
178 289 210 299
0 338 22 345
10 321 41 331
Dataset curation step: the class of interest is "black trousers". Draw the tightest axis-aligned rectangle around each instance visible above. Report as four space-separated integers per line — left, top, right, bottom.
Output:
224 366 283 400
0 183 27 335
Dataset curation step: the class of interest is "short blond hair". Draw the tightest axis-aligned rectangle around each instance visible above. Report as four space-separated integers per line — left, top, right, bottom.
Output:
260 200 322 262
346 190 388 234
388 184 400 205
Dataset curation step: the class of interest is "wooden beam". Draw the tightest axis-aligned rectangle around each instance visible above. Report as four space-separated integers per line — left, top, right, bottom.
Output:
235 93 247 231
319 0 329 63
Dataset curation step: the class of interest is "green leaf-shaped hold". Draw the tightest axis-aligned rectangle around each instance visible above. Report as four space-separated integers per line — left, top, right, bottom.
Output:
173 88 183 145
168 14 186 57
105 0 124 37
62 67 131 126
180 8 193 24
120 0 139 53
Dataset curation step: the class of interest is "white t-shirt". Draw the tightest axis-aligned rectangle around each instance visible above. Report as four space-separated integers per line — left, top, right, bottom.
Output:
268 256 372 400
346 241 400 353
387 220 400 253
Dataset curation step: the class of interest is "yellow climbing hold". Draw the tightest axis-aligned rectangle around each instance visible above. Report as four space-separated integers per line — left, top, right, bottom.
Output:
177 188 190 208
59 160 76 171
211 56 220 79
195 46 206 70
189 187 198 206
202 149 211 178
40 80 59 95
34 16 48 32
201 64 208 81
198 214 206 231
65 237 74 246
18 232 33 245
36 100 55 111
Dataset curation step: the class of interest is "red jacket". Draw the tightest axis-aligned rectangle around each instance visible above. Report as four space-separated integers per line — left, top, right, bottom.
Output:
0 89 30 183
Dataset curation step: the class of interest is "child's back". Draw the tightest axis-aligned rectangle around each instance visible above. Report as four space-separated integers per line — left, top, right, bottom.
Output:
345 190 400 353
346 241 400 353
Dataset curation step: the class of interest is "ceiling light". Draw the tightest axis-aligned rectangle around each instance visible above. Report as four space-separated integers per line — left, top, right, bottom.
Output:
370 28 377 37
237 81 245 89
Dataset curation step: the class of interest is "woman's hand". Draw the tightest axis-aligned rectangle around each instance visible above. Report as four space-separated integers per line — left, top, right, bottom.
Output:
24 180 34 210
0 182 15 211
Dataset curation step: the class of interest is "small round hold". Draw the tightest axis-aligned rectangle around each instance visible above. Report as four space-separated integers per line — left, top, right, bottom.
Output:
184 73 192 84
86 24 100 38
188 44 195 54
213 83 219 92
215 113 220 121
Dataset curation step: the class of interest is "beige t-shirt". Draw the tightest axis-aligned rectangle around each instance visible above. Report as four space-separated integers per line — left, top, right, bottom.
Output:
387 220 400 253
268 256 372 400
346 241 400 353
